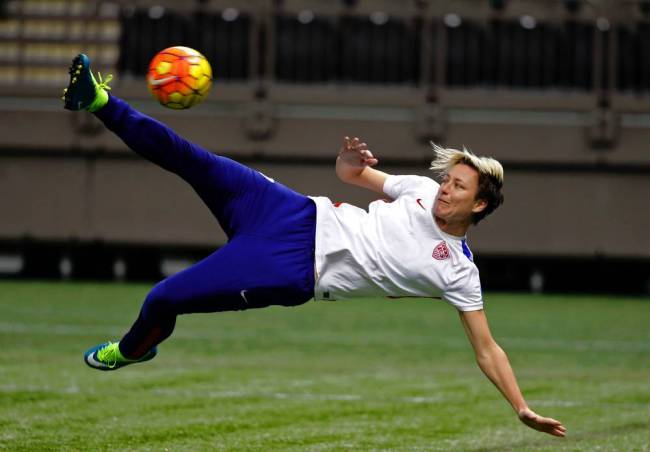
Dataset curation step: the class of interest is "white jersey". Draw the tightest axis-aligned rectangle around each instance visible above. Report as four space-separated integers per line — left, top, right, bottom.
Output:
309 175 483 311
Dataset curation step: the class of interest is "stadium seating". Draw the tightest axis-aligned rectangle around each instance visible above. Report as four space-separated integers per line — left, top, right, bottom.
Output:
0 0 119 86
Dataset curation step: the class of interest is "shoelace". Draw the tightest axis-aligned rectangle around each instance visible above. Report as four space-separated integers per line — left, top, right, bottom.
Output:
97 342 118 369
96 72 113 91
61 71 113 101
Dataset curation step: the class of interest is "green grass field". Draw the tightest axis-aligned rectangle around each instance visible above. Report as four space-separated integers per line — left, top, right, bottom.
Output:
0 281 649 451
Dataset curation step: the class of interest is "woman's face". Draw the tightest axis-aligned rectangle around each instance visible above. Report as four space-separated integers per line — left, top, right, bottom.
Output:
434 163 486 224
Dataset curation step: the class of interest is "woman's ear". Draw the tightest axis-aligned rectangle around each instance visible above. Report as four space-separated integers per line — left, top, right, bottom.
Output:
472 198 487 214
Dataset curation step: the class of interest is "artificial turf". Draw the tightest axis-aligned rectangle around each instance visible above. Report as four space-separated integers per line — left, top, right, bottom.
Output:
0 281 648 451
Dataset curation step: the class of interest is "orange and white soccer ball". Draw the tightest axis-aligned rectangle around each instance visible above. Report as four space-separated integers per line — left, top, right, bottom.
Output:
147 46 213 109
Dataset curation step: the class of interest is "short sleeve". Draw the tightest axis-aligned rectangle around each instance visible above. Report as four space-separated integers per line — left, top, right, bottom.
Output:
383 175 439 200
443 265 484 312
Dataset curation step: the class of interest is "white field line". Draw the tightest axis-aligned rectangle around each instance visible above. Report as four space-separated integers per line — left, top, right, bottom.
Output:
0 383 649 410
0 383 440 404
0 383 84 395
0 321 649 352
498 336 650 353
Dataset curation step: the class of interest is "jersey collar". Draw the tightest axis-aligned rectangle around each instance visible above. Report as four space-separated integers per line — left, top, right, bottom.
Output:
430 211 467 242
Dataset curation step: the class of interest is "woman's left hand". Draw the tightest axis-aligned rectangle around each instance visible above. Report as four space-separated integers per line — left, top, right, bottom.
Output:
518 407 566 437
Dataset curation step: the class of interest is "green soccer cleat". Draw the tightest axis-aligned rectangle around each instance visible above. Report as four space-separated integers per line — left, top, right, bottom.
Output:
84 341 157 371
62 53 113 112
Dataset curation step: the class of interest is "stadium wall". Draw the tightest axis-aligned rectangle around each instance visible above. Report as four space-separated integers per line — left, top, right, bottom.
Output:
0 0 648 292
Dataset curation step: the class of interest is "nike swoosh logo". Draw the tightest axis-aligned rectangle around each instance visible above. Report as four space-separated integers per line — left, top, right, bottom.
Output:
148 75 177 86
240 290 249 304
85 352 107 369
416 198 426 210
258 171 275 183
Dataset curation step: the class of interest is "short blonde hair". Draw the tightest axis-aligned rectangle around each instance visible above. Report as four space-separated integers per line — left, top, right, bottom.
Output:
430 143 504 224
430 143 504 186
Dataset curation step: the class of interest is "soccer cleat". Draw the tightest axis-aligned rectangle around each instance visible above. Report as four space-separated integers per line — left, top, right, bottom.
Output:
84 341 157 371
62 53 113 112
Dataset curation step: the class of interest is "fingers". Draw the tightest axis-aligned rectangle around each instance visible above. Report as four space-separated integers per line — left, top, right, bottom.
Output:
360 149 373 159
541 419 566 437
545 418 566 436
548 425 566 437
537 418 567 437
342 136 368 151
340 136 350 155
359 146 376 166
340 136 377 166
352 138 370 156
519 409 567 437
348 137 365 151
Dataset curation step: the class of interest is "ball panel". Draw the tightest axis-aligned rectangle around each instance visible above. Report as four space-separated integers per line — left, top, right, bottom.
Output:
161 82 178 94
188 64 203 80
196 75 210 92
181 94 196 108
155 61 172 75
156 90 169 104
163 46 192 57
171 59 189 79
176 82 194 96
199 58 212 78
159 53 178 63
168 92 183 104
185 77 199 90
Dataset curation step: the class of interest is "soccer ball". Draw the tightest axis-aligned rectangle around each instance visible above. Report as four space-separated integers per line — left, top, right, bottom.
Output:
147 46 213 109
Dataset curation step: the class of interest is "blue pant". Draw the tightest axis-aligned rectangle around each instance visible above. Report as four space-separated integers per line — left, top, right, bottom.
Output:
95 96 316 358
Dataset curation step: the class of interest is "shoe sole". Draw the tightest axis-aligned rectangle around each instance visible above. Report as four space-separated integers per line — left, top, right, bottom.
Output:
63 54 90 111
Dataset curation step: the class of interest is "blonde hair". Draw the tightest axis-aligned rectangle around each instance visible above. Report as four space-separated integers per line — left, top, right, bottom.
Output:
430 143 505 224
429 143 504 186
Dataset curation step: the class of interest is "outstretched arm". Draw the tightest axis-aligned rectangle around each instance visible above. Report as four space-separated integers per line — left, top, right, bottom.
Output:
459 310 566 437
336 136 390 196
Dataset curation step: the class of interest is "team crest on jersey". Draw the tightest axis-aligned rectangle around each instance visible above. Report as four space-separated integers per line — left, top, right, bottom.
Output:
432 241 450 260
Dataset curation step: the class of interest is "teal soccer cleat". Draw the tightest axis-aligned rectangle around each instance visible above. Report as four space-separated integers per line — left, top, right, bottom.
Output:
84 342 157 371
62 53 112 112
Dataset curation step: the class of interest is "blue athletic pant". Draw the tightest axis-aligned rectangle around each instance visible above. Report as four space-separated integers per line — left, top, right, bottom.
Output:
94 96 317 358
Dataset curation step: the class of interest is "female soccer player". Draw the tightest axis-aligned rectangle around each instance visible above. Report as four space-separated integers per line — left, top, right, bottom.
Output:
63 54 565 437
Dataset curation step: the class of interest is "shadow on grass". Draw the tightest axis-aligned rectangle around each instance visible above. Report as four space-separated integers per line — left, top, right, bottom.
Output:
470 420 650 452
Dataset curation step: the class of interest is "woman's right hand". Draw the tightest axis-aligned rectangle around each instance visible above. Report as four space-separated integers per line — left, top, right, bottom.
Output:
337 136 378 169
335 136 389 194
